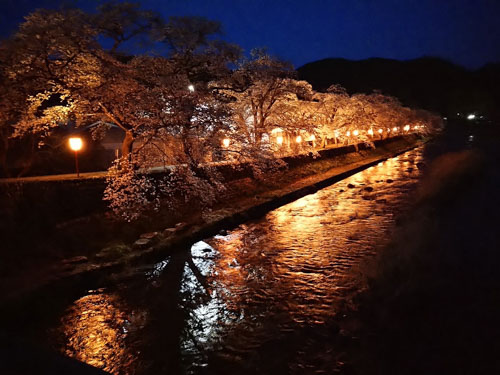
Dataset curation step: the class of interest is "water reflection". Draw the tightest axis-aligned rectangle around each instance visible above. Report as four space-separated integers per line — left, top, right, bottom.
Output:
54 148 426 374
58 291 137 374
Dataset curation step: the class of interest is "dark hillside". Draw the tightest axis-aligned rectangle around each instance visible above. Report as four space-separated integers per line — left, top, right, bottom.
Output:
298 57 499 119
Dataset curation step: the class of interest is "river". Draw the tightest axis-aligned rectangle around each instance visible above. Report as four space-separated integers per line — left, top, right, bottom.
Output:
42 145 431 374
9 122 496 374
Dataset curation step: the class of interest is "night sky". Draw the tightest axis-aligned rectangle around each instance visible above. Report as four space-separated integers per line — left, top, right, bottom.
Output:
1 0 499 69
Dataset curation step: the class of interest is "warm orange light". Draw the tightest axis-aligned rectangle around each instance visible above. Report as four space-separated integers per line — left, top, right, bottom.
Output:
368 128 374 136
222 138 230 147
307 134 315 141
346 131 351 137
353 130 359 136
276 135 283 145
334 130 339 138
69 137 83 152
295 135 302 143
387 128 391 132
393 127 398 132
404 125 410 132
378 128 383 134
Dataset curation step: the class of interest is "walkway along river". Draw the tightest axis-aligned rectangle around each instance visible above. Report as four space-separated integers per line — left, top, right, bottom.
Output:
21 144 429 375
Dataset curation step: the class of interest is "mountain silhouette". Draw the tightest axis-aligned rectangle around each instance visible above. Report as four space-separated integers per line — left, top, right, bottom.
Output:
297 57 500 119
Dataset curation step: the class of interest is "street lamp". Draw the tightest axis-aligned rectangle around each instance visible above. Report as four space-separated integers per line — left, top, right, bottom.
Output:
68 137 83 177
188 84 195 92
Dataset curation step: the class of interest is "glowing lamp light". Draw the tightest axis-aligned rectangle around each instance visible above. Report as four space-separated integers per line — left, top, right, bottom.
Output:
353 130 359 136
69 137 83 151
295 135 302 143
393 127 398 132
378 128 383 134
404 125 410 132
222 138 230 147
387 128 391 133
467 114 476 120
307 134 316 141
368 128 374 136
68 137 83 177
188 84 195 92
276 135 283 145
346 131 351 137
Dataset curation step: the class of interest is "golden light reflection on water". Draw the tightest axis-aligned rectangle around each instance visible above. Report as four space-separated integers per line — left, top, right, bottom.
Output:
206 149 426 326
59 292 136 374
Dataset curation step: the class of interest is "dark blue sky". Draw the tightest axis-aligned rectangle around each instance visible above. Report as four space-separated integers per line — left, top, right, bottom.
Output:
2 0 499 69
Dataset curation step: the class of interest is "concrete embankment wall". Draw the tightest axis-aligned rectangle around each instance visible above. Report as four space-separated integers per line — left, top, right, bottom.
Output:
0 135 416 230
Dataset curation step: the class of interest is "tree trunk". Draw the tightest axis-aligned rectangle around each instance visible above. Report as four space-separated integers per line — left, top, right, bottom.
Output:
121 130 134 162
0 135 9 177
320 136 327 149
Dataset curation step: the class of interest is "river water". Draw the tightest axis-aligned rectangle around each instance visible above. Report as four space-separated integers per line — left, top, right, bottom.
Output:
42 144 434 374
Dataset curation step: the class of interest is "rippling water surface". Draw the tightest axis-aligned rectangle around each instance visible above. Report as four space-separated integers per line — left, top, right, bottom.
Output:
52 147 428 374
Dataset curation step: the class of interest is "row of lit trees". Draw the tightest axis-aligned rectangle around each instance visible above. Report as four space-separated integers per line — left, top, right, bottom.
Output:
219 80 438 159
0 2 441 220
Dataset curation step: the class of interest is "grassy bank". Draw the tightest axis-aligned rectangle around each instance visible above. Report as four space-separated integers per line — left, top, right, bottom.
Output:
340 142 500 373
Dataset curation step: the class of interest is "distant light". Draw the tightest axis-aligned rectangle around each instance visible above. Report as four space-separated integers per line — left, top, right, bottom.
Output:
307 134 316 141
443 117 448 120
296 135 302 143
467 114 476 120
276 135 283 145
353 130 359 136
68 137 83 151
393 127 398 132
222 138 230 147
334 130 339 138
404 125 410 132
387 128 391 133
368 128 374 136
378 129 383 134
188 84 195 92
346 131 351 137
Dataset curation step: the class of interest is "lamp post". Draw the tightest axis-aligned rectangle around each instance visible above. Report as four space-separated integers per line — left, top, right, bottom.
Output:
68 137 83 177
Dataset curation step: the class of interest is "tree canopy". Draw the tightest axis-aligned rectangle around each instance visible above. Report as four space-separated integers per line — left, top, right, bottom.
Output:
0 1 441 220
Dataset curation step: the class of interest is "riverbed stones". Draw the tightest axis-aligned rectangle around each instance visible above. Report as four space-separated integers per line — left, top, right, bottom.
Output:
163 227 177 237
140 232 159 240
162 223 187 238
96 243 131 260
133 238 151 249
61 255 88 264
175 222 187 230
